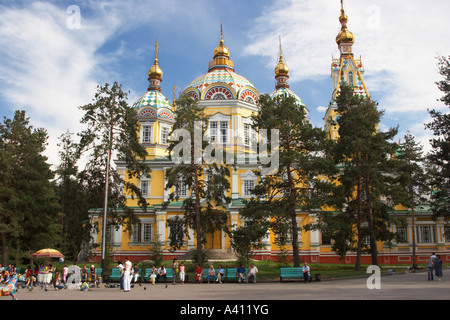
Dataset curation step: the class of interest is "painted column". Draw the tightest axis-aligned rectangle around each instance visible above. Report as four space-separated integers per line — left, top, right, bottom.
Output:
156 211 167 245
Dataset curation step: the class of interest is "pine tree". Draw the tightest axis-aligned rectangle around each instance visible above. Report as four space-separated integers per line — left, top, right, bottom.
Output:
77 82 150 270
241 93 336 267
0 110 61 265
163 94 231 266
54 131 93 262
333 84 400 269
397 131 430 270
426 55 450 223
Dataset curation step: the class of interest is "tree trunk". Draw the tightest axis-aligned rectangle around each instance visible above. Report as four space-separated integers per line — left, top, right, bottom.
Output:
285 161 300 267
194 163 203 267
290 204 300 267
355 174 362 271
365 166 378 265
411 184 417 270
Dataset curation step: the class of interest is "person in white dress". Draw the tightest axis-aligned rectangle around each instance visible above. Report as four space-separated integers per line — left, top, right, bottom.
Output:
123 257 132 292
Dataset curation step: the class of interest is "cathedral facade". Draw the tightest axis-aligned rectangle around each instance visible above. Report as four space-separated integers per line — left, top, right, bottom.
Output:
89 5 449 265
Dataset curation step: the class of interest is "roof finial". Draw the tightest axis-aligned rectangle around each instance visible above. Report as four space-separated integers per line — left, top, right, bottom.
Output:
275 36 289 88
278 35 282 57
148 40 163 91
173 83 176 103
172 83 177 110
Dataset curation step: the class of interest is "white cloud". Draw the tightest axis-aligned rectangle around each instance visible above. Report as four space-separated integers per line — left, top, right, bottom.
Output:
316 106 328 113
1 0 448 167
0 1 188 168
0 2 123 167
244 0 450 151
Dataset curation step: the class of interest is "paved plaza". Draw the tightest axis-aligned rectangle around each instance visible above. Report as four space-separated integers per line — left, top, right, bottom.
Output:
2 270 447 318
2 269 449 301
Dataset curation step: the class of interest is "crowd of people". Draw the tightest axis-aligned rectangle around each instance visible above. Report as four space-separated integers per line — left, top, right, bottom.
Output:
0 262 102 292
111 259 260 292
194 262 259 284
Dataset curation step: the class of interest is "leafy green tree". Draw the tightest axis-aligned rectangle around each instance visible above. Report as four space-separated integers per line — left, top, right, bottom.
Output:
426 55 450 223
0 110 60 265
241 93 336 267
332 84 401 269
77 82 150 270
163 94 231 266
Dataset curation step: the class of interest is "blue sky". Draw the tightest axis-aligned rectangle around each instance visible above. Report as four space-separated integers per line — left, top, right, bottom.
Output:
0 0 449 167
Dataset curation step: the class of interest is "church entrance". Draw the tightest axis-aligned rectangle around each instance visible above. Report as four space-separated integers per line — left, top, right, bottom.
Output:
204 229 222 249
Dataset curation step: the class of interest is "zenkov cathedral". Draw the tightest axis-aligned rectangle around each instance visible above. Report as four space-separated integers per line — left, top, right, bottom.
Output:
89 4 448 265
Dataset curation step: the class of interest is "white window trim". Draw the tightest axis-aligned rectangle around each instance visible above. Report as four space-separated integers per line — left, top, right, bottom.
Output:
139 174 152 198
130 218 155 244
209 114 230 145
160 125 171 145
140 123 154 143
240 170 257 198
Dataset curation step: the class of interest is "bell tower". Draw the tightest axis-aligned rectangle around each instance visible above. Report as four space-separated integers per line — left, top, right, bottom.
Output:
324 0 370 141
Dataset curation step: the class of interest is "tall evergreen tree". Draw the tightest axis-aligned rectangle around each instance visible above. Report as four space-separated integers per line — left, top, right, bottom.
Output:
241 93 336 267
54 131 93 262
0 110 60 265
77 82 150 270
163 94 231 266
333 84 400 269
426 55 450 223
397 131 430 270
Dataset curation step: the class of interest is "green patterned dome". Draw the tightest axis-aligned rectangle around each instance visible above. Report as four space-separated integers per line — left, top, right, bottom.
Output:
270 87 306 110
132 90 174 123
132 90 172 110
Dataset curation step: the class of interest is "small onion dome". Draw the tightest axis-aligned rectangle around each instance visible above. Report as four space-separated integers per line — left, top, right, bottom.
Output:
336 9 354 45
275 54 289 76
213 38 230 58
148 58 163 81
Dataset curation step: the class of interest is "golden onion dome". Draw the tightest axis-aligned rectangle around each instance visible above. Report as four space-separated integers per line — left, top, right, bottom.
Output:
214 39 230 58
148 58 163 80
336 29 354 44
336 8 354 44
275 54 289 76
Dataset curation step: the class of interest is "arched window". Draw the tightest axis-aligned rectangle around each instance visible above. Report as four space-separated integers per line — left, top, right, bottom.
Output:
348 71 354 87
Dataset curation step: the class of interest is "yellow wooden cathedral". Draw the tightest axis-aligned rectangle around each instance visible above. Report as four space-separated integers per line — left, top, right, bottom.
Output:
88 4 449 265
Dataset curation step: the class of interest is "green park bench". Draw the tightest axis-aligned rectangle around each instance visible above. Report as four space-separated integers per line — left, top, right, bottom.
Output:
109 268 122 282
280 267 312 282
144 268 154 282
202 268 213 282
226 268 239 282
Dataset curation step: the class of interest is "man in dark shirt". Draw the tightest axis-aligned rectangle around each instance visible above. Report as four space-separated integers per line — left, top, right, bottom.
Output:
236 264 246 283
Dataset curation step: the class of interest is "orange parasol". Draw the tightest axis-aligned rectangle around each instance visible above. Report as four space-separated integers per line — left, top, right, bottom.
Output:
31 248 64 258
